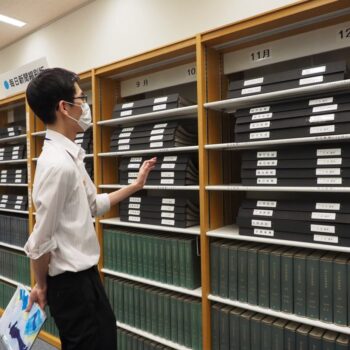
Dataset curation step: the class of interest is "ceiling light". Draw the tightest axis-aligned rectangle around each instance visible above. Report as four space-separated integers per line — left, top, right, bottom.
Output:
0 14 26 27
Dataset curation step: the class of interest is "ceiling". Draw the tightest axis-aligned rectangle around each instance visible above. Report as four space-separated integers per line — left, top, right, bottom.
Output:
0 0 94 50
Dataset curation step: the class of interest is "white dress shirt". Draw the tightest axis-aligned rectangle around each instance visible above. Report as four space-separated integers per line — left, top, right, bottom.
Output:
24 129 110 276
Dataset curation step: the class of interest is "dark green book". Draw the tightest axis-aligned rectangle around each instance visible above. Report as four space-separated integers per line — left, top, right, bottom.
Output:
284 321 298 350
139 284 146 331
261 316 275 350
322 331 337 350
238 244 251 302
134 284 141 329
306 250 324 319
171 238 180 286
295 324 311 350
130 233 137 275
145 287 152 332
148 236 155 280
334 254 348 326
183 297 192 348
336 334 350 350
142 234 149 278
270 246 289 311
178 238 186 287
228 243 241 301
184 237 201 290
219 242 230 298
309 328 325 350
294 250 309 316
229 307 244 350
163 292 171 340
120 231 127 272
153 235 161 282
165 239 173 284
129 283 135 327
251 313 264 350
191 299 201 350
126 232 132 274
210 240 221 296
247 244 260 305
136 233 144 277
177 296 185 345
157 291 165 339
170 294 178 343
281 248 299 313
320 252 337 322
211 304 221 350
220 306 232 350
239 310 254 350
151 288 158 335
271 319 288 350
258 245 275 308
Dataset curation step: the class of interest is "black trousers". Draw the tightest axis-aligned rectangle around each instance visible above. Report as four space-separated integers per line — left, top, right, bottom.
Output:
47 266 117 350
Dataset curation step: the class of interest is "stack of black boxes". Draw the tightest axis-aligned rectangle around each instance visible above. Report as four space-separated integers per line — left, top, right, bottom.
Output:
0 194 27 211
0 145 26 161
0 168 27 184
0 125 25 139
75 129 93 154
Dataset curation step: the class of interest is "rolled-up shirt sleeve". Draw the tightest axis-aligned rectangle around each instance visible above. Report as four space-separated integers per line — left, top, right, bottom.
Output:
24 165 69 259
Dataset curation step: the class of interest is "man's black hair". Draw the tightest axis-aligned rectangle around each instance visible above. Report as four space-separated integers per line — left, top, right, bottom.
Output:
26 68 80 125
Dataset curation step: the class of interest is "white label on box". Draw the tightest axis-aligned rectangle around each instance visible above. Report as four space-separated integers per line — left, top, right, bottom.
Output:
150 142 163 148
253 209 273 216
128 163 140 169
0 204 5 208
118 138 130 144
164 156 177 162
251 113 273 120
130 197 141 203
309 97 334 106
130 157 142 162
312 104 338 113
256 169 276 176
154 123 167 128
250 106 270 113
316 168 340 176
317 177 342 184
316 202 340 211
119 132 131 138
310 125 335 134
128 179 134 184
13 146 19 150
163 198 175 204
257 160 277 167
161 172 175 178
129 216 140 222
311 224 335 234
254 228 274 237
1 170 7 173
129 203 140 209
154 96 168 103
153 104 167 111
257 151 277 158
12 155 19 160
8 127 14 131
127 172 138 178
120 110 132 117
151 128 165 135
161 205 174 211
15 205 21 209
161 163 175 169
314 234 338 244
299 75 324 85
161 179 174 184
162 219 175 226
309 114 335 123
257 178 277 184
250 131 270 140
244 77 264 86
252 219 271 228
161 212 175 218
312 212 336 220
9 132 14 137
128 210 140 216
242 86 262 95
118 145 130 150
122 127 134 132
302 65 326 75
317 158 342 165
256 201 277 208
15 179 21 183
317 148 341 156
122 102 134 109
250 121 270 129
150 135 163 141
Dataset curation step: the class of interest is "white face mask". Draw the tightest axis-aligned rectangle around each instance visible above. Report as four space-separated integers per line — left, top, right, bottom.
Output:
65 102 92 132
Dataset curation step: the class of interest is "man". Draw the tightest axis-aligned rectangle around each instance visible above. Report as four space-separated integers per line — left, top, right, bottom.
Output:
23 68 156 349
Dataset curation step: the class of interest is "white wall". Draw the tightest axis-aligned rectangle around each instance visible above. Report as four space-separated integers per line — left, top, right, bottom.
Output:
0 0 299 74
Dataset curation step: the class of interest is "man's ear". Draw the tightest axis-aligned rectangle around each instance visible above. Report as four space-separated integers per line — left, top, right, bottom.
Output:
57 100 69 116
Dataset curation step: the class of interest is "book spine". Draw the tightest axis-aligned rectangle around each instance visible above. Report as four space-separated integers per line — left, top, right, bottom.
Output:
320 258 334 322
294 255 306 316
270 252 282 311
219 244 229 298
334 258 347 325
247 247 258 305
228 245 238 300
306 256 320 319
281 253 294 313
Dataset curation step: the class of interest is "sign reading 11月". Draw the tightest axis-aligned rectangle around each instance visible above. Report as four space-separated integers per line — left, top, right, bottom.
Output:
0 57 49 99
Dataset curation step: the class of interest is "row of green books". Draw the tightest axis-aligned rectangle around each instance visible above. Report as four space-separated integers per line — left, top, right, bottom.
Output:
0 280 15 310
0 247 30 286
0 214 28 247
42 306 59 338
105 276 202 349
104 228 201 289
117 328 172 350
211 240 350 326
212 303 350 350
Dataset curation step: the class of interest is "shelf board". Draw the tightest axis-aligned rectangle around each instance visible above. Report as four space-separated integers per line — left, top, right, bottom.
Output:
0 183 27 187
204 79 350 113
84 153 94 158
0 134 26 143
0 241 25 252
100 184 199 191
99 217 200 235
99 145 199 157
102 268 202 297
206 184 350 193
0 274 30 290
98 105 198 127
0 208 29 214
205 133 350 151
116 322 193 350
0 159 27 165
31 130 46 137
208 294 350 335
207 225 350 253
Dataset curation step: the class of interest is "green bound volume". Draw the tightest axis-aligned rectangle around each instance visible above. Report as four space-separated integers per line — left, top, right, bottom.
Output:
309 328 325 350
247 244 260 305
239 310 254 350
185 237 201 289
322 331 338 350
170 294 178 343
251 313 264 350
177 296 185 345
183 297 192 348
165 239 173 285
261 316 275 350
333 254 348 326
163 292 171 340
211 304 221 350
295 324 311 350
320 252 337 322
258 245 274 308
220 306 232 350
284 322 298 350
229 307 244 350
219 242 230 298
238 244 251 302
210 240 221 296
228 243 241 301
153 235 161 282
157 291 165 338
293 250 309 316
271 319 288 350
